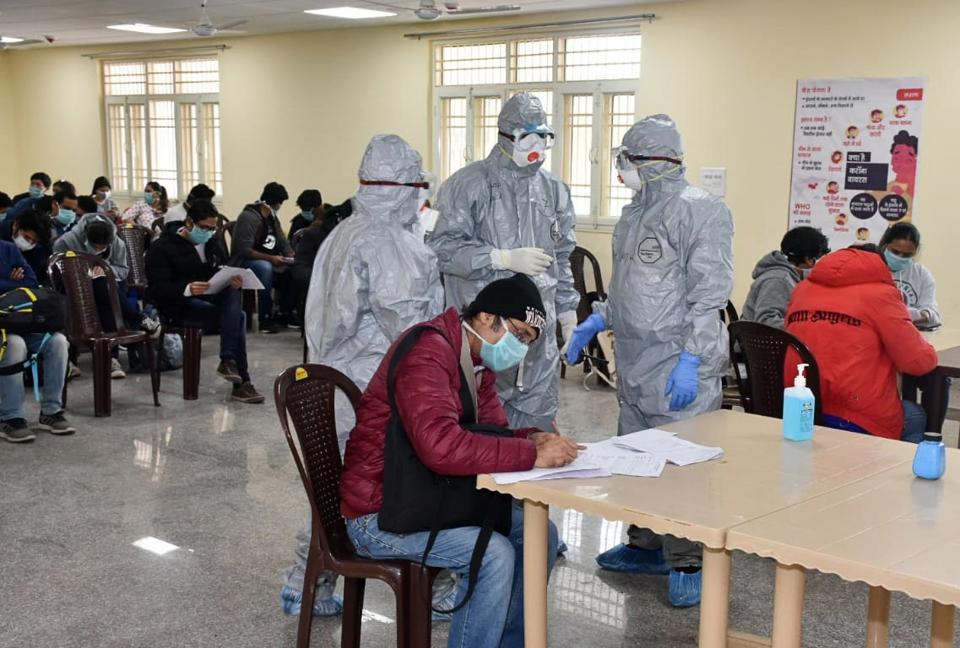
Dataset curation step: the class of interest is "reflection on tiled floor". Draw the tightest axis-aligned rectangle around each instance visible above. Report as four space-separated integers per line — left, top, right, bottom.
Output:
0 331 957 647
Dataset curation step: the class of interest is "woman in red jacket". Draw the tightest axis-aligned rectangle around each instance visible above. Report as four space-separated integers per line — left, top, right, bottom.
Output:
785 245 937 441
341 274 578 648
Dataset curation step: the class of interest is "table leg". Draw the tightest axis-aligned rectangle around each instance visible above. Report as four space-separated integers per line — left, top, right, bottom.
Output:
523 499 549 648
771 563 805 648
698 546 731 648
866 586 890 648
923 369 948 436
930 602 955 648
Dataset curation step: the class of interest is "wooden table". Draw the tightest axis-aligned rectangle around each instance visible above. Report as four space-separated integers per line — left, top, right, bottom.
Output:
727 452 960 648
917 328 960 436
478 409 913 648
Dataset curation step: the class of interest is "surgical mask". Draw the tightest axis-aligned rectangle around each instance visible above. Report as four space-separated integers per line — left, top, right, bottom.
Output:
884 249 912 273
13 235 35 252
464 318 529 372
144 192 156 206
29 186 44 199
57 208 76 226
99 190 112 200
187 225 214 246
509 135 548 168
300 210 315 222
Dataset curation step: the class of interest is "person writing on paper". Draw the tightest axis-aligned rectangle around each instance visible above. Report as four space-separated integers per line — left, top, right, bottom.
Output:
878 223 948 427
341 274 577 648
284 134 446 619
564 115 734 607
145 199 264 403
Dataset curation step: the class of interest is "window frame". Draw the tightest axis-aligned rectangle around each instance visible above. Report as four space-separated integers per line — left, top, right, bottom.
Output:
101 58 222 202
431 33 641 229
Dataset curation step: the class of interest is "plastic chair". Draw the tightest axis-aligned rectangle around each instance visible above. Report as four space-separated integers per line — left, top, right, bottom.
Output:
116 223 151 291
720 300 743 410
157 319 203 400
47 251 160 417
274 364 439 648
561 245 613 387
727 321 822 424
221 221 257 332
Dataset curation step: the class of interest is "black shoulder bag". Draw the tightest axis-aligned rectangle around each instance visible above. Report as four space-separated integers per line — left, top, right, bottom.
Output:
378 325 514 613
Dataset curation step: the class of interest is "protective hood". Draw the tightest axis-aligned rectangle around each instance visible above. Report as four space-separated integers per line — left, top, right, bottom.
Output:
353 134 424 229
496 92 551 172
752 250 800 281
621 113 687 190
807 248 895 288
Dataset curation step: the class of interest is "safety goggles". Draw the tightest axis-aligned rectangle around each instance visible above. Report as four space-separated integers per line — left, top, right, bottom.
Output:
500 129 556 151
613 147 683 168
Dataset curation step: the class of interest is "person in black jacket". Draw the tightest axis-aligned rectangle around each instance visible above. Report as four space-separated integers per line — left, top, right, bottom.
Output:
287 189 323 241
145 199 264 404
290 198 353 320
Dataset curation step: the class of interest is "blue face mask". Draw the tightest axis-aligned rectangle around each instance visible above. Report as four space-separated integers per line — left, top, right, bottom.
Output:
144 192 156 206
29 186 44 199
57 208 76 226
300 210 315 222
466 318 529 372
884 248 912 273
188 225 214 246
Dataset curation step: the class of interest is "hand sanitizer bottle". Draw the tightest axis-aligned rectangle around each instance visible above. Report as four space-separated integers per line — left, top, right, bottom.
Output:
783 363 815 441
913 432 946 480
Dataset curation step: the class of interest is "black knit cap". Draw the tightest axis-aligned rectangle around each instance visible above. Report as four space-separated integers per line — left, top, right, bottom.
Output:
469 274 547 335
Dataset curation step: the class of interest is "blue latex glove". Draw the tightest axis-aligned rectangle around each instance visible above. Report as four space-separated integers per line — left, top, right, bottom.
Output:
564 313 607 365
665 352 700 411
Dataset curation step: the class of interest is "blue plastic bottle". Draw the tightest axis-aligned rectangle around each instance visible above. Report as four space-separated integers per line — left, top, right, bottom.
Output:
913 432 946 480
783 363 815 441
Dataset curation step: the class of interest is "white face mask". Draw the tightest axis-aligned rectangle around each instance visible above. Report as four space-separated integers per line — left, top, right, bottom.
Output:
510 134 548 168
617 157 682 193
618 165 643 191
13 234 35 252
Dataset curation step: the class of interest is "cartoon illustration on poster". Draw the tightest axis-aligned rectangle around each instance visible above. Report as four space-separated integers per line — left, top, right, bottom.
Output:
788 77 925 248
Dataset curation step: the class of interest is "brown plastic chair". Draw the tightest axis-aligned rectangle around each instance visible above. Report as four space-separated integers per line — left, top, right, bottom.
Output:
116 223 151 291
720 300 740 325
727 321 822 424
150 216 166 239
221 221 257 331
157 320 203 400
720 300 743 410
48 251 160 417
274 364 439 648
560 245 611 382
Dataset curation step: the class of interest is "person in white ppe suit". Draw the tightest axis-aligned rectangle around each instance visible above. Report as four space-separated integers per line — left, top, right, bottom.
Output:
430 92 579 431
280 134 447 618
565 114 734 607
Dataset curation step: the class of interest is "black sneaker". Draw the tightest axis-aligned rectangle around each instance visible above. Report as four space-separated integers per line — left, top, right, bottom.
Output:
260 320 279 335
38 411 76 436
217 359 243 384
231 382 265 404
0 418 35 443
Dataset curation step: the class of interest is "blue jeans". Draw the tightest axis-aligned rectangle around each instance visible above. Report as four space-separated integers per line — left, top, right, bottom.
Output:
181 289 249 382
346 503 559 648
243 259 274 321
0 332 68 420
823 399 927 443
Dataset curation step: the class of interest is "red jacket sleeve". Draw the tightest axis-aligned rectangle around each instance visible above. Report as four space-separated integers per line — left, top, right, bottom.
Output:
393 332 537 476
872 285 938 376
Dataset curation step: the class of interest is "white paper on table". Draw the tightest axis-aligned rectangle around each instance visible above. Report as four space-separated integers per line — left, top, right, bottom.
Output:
490 456 612 485
614 428 723 466
580 440 667 477
182 266 265 296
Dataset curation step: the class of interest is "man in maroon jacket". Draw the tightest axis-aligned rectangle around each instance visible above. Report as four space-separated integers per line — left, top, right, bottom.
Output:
341 274 578 648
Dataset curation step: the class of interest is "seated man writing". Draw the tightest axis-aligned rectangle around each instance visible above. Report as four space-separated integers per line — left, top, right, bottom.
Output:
145 199 264 404
340 274 578 648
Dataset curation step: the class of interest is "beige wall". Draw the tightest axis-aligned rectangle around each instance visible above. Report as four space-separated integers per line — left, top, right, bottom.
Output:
1 0 958 320
0 53 22 192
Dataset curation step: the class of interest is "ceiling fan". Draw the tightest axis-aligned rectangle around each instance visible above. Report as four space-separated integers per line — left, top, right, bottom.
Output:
413 1 522 21
188 0 248 37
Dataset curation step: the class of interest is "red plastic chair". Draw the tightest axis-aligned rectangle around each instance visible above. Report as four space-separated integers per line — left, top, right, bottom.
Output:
274 364 439 648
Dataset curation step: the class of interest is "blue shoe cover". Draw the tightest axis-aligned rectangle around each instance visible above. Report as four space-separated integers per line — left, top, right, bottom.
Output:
668 569 702 608
595 543 670 575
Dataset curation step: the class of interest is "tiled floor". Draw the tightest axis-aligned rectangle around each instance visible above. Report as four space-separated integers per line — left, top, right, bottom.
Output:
1 330 957 647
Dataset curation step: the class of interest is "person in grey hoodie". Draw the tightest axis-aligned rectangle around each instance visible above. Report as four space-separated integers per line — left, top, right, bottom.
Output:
742 226 830 328
229 182 294 334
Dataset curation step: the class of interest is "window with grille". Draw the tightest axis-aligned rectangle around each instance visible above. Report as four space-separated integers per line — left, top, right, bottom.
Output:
434 33 641 226
103 58 222 200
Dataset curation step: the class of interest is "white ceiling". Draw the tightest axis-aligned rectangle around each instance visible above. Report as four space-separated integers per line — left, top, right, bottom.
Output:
0 0 666 47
